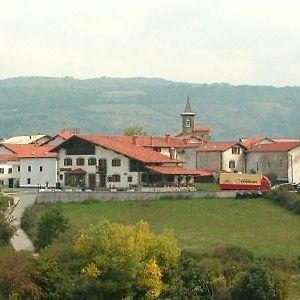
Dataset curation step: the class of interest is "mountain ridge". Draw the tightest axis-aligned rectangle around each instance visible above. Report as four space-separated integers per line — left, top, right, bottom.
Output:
0 76 299 140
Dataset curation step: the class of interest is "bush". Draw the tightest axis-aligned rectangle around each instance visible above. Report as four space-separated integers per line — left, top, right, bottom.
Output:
213 245 254 265
35 208 69 250
265 190 300 214
0 214 14 246
0 251 41 299
232 264 288 300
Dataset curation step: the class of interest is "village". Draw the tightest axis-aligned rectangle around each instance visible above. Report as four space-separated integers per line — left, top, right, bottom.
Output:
0 98 299 191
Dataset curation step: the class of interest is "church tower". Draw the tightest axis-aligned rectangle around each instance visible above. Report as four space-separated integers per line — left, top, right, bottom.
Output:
181 96 196 134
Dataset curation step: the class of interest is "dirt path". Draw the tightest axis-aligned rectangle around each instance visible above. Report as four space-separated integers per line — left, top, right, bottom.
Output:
9 192 36 252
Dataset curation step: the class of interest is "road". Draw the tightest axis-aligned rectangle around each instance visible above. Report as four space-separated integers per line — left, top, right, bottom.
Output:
9 192 37 252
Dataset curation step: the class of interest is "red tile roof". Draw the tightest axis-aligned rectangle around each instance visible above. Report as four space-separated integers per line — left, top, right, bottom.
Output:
240 136 274 149
1 144 57 158
194 126 211 132
195 168 214 176
247 142 300 153
146 165 200 175
0 154 19 163
107 135 189 148
58 129 74 140
77 135 181 164
196 142 240 152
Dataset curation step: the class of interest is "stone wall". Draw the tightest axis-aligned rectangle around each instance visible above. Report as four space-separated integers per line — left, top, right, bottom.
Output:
36 190 236 203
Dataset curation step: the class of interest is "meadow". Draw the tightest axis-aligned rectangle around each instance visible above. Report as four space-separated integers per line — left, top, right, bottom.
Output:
24 197 300 259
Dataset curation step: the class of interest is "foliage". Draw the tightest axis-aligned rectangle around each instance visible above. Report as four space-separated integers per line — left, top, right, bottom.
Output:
265 190 300 214
232 264 285 300
0 213 14 246
123 126 148 136
35 208 69 250
73 220 180 299
0 193 9 212
0 251 41 299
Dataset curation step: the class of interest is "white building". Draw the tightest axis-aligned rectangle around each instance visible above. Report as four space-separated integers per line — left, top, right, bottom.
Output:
54 134 198 190
0 143 57 188
246 142 300 183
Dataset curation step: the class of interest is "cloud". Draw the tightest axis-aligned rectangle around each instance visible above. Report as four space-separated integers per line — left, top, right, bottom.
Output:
1 0 300 85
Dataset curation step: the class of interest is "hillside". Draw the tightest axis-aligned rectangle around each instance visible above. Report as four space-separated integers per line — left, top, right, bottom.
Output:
1 76 300 139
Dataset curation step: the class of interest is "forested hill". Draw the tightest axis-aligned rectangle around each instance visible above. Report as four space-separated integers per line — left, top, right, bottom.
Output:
0 76 300 140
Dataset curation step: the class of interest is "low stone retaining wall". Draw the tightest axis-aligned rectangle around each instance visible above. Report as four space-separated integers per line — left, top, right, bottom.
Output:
36 190 236 203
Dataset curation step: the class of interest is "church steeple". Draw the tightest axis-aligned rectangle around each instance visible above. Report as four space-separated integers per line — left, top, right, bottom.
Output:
181 96 196 134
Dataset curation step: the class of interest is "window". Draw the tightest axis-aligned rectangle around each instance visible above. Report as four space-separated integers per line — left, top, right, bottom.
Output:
232 147 241 154
267 161 271 168
153 147 161 152
167 175 175 182
112 158 121 167
8 168 12 174
128 176 133 182
17 166 20 172
280 159 284 167
0 168 4 174
64 158 72 166
88 157 97 166
186 119 191 128
112 174 121 182
27 178 31 184
256 162 259 172
76 158 85 166
28 166 31 172
40 166 43 172
229 160 236 169
0 180 4 186
59 174 63 180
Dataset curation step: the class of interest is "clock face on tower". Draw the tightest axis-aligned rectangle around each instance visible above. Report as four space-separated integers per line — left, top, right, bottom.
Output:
186 119 191 128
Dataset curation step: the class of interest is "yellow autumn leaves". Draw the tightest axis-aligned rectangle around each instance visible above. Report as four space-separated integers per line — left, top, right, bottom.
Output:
74 220 180 299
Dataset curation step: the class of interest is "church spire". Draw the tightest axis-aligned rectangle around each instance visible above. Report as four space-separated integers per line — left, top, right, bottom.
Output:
184 96 192 113
181 96 196 134
181 96 196 116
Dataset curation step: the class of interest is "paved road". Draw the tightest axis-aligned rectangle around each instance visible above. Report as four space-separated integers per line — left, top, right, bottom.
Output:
9 192 37 252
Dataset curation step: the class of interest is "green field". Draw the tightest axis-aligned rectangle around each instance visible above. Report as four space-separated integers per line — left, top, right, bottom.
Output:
26 198 300 259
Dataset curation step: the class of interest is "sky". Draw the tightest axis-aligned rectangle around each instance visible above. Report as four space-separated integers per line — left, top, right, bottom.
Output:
1 0 300 86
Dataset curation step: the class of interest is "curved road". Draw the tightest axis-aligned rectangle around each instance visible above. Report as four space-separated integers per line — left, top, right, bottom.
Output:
9 192 36 252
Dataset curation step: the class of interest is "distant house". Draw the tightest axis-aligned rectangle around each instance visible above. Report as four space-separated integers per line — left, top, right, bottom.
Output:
239 136 275 149
42 129 74 147
53 134 199 190
194 142 246 173
3 134 52 145
0 144 57 188
246 142 300 183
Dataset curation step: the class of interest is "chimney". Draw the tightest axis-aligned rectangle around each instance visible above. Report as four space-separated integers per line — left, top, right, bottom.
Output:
169 147 176 159
183 138 189 145
132 135 138 145
165 133 170 143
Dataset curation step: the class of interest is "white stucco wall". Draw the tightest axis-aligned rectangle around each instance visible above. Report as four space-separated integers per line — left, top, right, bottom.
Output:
288 147 300 183
222 147 245 172
57 146 140 189
246 152 289 181
0 161 19 186
19 158 57 187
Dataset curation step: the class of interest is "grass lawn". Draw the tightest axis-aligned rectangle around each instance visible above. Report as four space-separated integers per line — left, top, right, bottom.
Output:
27 198 300 258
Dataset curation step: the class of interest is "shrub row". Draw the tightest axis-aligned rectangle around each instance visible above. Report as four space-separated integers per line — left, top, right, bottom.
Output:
265 190 300 214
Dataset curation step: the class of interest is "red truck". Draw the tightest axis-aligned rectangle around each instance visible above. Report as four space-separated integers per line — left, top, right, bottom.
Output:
219 173 271 191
